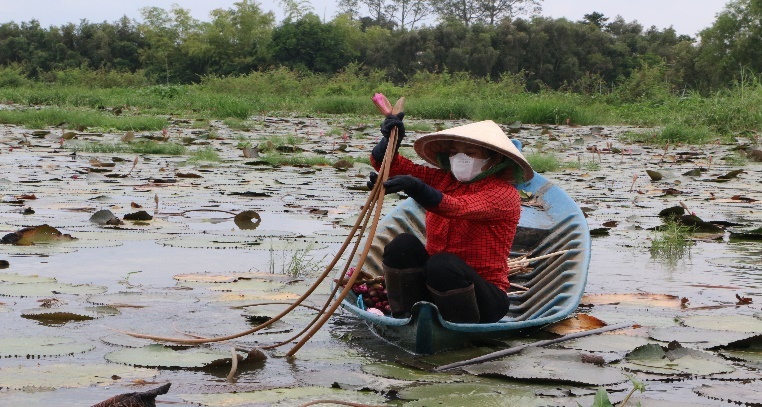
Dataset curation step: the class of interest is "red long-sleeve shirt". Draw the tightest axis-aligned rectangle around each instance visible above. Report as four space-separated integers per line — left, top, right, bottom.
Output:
373 153 521 291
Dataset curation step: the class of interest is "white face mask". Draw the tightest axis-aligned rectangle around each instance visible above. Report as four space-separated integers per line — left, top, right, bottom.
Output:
449 153 491 182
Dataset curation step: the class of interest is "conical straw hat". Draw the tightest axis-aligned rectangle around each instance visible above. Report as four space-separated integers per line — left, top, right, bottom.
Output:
413 120 534 181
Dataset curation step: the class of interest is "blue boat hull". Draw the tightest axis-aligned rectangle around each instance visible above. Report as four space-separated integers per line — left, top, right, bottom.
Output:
338 168 591 354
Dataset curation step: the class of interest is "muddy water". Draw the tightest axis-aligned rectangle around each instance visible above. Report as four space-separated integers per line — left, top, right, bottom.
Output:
0 118 761 406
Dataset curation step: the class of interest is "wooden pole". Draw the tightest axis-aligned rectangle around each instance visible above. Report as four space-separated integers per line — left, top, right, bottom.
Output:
435 322 633 372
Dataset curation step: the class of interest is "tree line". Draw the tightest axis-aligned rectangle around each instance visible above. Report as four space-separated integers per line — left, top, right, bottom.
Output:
0 0 759 95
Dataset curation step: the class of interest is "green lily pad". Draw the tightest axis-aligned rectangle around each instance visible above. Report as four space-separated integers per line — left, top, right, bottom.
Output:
0 336 95 358
0 363 156 390
694 382 762 405
680 315 762 333
0 272 56 283
720 348 762 369
89 209 122 225
706 257 762 270
361 362 453 382
20 305 118 325
716 337 762 368
399 382 537 401
561 333 654 353
619 343 734 376
105 344 232 369
648 326 753 349
21 309 96 324
405 393 545 407
463 347 628 386
0 282 107 297
100 333 167 348
0 224 76 245
159 234 325 251
178 386 387 406
87 292 199 307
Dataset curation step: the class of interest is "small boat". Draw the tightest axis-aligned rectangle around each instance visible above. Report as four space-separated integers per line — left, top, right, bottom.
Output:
337 162 591 354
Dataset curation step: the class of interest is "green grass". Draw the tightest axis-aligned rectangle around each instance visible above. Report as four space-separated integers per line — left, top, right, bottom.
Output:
722 151 748 166
525 152 562 173
71 141 186 155
5 68 762 140
406 122 435 133
260 153 332 167
257 135 307 153
622 125 715 145
650 220 695 263
188 146 221 162
0 107 166 131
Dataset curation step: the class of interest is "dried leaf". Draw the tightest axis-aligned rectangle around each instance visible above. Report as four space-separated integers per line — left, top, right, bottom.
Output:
91 383 171 407
736 293 753 305
233 210 262 230
1 224 76 245
544 313 607 335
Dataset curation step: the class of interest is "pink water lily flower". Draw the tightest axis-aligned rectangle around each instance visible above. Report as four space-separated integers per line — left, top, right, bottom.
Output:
371 93 393 117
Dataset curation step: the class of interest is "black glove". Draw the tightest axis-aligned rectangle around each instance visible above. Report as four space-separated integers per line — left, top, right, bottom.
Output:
380 113 405 140
367 172 378 190
372 113 405 162
383 175 443 208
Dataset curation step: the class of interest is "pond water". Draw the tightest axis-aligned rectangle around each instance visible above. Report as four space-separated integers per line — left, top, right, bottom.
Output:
1 118 761 406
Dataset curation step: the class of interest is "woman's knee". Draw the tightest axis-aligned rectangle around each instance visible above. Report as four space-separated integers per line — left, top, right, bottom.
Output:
383 233 428 269
425 253 472 291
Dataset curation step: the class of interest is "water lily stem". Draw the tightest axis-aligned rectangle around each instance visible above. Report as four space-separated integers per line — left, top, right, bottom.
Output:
226 347 238 382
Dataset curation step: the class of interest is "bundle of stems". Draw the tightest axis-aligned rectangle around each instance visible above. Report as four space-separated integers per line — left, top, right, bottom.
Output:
507 249 570 269
506 249 571 289
116 96 405 357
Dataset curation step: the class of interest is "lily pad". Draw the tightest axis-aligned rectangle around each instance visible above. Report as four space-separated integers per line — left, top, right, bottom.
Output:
580 293 682 308
463 347 628 386
89 209 123 225
178 386 387 407
172 271 294 284
233 210 261 230
561 333 654 353
648 326 753 349
105 344 232 369
679 314 762 333
87 292 199 307
716 337 762 368
0 336 95 358
720 347 762 369
0 272 56 283
0 363 156 390
619 343 734 376
100 333 166 348
694 382 762 406
0 224 76 245
20 305 118 324
21 309 96 324
361 362 451 382
398 382 539 402
0 281 107 297
159 234 325 250
729 227 762 241
405 393 545 407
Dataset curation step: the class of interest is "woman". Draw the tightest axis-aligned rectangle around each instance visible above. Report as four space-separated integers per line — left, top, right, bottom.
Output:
369 115 534 323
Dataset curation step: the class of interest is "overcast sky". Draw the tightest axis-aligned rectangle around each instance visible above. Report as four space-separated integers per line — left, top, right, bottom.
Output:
1 0 730 36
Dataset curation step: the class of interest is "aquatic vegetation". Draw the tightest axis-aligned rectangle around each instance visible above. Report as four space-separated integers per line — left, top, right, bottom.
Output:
70 140 186 155
188 146 221 162
525 152 561 173
650 220 695 263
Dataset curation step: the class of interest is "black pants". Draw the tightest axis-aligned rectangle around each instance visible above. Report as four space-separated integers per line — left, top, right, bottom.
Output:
383 233 510 323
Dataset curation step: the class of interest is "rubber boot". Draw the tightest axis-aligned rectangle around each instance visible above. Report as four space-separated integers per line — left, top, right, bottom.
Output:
383 264 426 318
427 284 480 323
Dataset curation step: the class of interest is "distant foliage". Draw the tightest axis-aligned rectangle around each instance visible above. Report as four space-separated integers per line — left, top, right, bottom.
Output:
0 1 756 95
